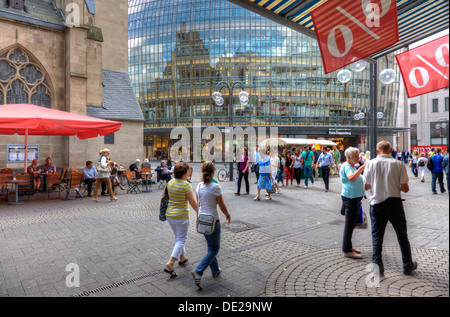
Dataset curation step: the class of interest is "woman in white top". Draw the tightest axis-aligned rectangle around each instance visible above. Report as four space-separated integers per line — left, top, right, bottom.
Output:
192 162 230 290
270 151 281 193
417 153 428 182
93 149 117 202
292 148 303 187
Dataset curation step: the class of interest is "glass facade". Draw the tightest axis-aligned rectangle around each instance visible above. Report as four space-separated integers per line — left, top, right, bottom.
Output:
128 0 399 131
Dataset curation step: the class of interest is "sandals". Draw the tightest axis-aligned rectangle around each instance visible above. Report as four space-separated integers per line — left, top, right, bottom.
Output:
179 258 189 266
164 267 178 278
254 196 260 201
265 196 272 200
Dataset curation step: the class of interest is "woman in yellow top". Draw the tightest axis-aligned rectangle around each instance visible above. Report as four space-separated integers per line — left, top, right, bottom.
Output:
164 162 198 278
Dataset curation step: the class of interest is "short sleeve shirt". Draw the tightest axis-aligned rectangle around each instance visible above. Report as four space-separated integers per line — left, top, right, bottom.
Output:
340 162 365 199
302 151 314 165
196 182 223 222
363 155 409 205
166 178 193 220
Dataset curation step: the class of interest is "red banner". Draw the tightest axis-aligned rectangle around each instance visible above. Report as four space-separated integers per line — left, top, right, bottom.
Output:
396 35 449 98
311 0 399 74
411 145 447 156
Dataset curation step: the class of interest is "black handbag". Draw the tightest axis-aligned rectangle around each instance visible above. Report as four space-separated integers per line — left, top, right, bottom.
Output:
159 186 169 221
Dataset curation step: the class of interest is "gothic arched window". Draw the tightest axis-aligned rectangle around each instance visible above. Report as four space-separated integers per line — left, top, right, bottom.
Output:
0 47 52 107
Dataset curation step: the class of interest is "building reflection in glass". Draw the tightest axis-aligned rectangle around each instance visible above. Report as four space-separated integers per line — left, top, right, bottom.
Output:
128 0 400 155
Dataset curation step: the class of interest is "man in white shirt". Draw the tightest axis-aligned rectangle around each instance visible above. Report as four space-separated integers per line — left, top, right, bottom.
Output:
364 141 417 275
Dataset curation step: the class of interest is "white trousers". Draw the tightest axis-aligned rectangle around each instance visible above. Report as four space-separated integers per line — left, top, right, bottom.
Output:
167 218 190 260
419 166 427 178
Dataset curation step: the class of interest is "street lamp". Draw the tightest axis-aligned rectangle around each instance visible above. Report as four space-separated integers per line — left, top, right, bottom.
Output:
212 81 249 181
354 107 384 153
435 118 449 148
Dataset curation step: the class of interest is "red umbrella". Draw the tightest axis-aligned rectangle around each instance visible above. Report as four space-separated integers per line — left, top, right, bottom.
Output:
0 104 122 171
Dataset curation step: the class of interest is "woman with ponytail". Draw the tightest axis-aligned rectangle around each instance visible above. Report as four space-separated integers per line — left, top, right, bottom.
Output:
191 162 231 290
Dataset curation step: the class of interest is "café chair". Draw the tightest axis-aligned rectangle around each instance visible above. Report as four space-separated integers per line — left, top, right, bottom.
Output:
126 169 141 194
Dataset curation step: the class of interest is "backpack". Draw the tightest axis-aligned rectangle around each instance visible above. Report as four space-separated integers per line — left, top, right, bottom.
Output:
418 159 425 167
427 157 435 171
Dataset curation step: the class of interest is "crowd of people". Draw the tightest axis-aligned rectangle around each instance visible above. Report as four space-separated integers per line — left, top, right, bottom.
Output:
391 147 449 195
22 142 448 291
239 144 345 200
158 140 429 291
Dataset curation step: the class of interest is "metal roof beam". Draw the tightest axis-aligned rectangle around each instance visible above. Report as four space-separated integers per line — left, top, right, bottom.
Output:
283 0 313 19
397 0 424 14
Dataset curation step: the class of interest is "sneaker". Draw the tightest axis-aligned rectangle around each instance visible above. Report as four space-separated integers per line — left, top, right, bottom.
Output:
304 185 308 189
403 261 418 275
213 268 222 278
432 192 438 195
191 270 203 290
276 190 281 194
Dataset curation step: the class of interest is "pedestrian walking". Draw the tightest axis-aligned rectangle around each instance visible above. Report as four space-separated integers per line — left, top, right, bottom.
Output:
292 148 303 187
411 150 419 178
312 147 320 180
252 145 261 184
236 147 250 195
417 153 427 182
340 147 367 259
363 141 417 275
276 154 285 187
301 146 315 188
254 149 273 201
270 151 281 194
164 162 199 278
332 146 341 175
285 151 294 186
443 150 449 194
316 146 334 192
192 162 231 290
93 149 117 202
431 148 446 195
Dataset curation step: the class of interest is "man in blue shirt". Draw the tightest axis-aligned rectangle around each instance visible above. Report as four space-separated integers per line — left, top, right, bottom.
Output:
316 146 334 192
82 161 97 197
431 148 446 194
252 145 261 184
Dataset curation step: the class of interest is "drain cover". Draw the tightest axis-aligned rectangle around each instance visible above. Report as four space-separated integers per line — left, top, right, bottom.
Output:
223 220 259 233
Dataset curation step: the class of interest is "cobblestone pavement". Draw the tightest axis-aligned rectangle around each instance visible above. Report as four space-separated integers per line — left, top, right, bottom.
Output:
0 163 448 297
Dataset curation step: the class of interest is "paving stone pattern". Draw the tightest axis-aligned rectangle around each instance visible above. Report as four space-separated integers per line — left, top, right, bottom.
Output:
0 163 448 297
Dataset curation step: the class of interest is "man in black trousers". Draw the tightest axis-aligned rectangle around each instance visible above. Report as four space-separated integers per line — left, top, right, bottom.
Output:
364 141 417 275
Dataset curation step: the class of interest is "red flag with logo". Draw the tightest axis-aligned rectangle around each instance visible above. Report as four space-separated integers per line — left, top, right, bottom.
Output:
396 35 449 98
311 0 399 74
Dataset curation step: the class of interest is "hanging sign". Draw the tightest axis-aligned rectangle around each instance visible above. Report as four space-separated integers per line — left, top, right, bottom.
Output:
311 0 399 74
396 35 449 98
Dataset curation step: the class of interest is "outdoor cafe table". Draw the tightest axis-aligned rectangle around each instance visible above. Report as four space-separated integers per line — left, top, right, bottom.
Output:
6 179 27 205
141 172 152 193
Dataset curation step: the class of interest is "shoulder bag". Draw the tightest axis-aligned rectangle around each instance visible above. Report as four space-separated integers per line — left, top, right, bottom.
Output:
97 155 111 173
196 185 216 235
159 186 169 221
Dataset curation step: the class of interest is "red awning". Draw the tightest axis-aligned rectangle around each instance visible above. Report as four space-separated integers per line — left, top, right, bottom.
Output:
0 104 121 139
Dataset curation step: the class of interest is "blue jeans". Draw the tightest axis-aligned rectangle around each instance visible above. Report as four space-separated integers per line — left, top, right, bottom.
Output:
194 221 221 276
303 166 314 186
432 172 445 193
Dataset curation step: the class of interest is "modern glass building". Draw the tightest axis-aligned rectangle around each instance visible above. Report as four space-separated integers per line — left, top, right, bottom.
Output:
128 0 401 158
